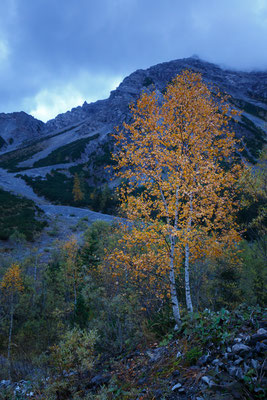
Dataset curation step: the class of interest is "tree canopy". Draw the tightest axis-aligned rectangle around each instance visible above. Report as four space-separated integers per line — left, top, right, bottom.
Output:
110 70 245 326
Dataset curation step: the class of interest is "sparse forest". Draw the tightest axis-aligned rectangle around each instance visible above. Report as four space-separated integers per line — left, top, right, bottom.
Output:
0 71 266 399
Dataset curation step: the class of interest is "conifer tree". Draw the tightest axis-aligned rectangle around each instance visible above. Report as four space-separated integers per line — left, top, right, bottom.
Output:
72 173 84 202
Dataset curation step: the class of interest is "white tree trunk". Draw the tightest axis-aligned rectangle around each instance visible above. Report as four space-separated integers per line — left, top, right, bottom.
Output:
185 194 193 313
160 186 181 327
185 243 193 313
7 296 14 380
73 278 77 305
169 237 181 326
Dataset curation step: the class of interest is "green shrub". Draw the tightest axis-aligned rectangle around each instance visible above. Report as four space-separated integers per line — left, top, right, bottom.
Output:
33 135 99 168
21 172 118 214
0 189 47 241
185 346 202 365
45 328 98 398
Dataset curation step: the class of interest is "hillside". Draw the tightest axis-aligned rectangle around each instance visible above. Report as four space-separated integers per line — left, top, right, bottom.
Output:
0 58 266 400
0 58 266 207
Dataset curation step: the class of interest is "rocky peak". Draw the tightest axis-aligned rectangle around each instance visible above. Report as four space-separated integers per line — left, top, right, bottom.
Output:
44 57 267 135
0 111 44 153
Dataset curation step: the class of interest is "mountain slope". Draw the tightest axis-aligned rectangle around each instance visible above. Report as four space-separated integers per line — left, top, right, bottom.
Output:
0 57 266 208
0 112 44 153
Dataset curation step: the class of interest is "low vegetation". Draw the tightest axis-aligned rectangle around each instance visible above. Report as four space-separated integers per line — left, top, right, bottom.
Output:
33 134 100 168
0 188 47 241
20 170 118 214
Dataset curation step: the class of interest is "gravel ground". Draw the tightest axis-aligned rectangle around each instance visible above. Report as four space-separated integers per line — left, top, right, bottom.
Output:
0 167 119 262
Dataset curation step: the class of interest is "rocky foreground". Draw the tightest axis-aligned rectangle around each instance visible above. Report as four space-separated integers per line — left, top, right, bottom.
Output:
0 307 266 399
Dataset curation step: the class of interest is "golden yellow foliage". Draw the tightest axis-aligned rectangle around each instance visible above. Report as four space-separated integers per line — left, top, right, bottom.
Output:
1 263 24 294
62 236 80 304
72 173 84 202
108 70 246 316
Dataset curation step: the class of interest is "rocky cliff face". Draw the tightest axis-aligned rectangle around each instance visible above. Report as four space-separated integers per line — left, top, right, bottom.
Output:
45 57 267 133
0 112 44 153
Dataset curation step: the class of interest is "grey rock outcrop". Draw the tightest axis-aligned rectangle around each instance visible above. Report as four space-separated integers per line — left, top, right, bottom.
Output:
45 57 267 135
0 112 44 153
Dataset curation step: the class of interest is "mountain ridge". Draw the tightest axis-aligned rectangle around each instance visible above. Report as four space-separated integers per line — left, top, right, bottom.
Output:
0 57 266 207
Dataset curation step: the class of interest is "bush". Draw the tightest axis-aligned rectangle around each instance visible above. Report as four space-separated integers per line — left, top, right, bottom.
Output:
46 328 98 398
0 189 47 241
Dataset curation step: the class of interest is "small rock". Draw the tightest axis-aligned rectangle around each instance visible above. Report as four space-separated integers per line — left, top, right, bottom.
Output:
257 328 267 335
250 328 267 343
251 359 259 369
172 383 182 391
255 342 267 353
235 368 244 379
89 374 111 387
201 376 215 387
0 380 11 387
234 337 242 343
197 354 210 366
147 347 166 362
234 357 243 365
228 366 237 376
254 387 265 394
232 343 251 355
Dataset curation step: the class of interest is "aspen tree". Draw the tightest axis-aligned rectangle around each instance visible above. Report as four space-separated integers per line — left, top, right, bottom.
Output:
111 70 244 326
1 264 24 379
62 236 80 305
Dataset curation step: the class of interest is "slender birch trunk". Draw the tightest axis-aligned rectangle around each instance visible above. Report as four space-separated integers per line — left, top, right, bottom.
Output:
185 243 193 313
185 194 193 313
169 236 181 326
7 294 14 380
73 277 77 306
160 186 181 327
33 251 38 305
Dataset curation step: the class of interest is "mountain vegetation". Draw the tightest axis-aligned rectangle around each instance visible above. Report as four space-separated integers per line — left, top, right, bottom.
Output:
0 188 47 241
0 60 266 399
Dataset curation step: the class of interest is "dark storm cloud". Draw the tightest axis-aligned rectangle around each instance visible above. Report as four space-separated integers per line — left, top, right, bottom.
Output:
0 0 266 121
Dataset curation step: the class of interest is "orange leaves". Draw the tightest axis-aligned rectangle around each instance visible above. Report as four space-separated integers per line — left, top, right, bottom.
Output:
62 236 79 262
72 173 84 202
61 236 81 296
1 264 24 294
110 70 246 308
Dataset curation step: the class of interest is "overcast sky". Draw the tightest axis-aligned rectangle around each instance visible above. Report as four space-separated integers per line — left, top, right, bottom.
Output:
0 0 266 122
